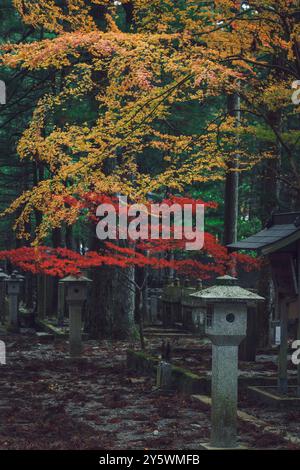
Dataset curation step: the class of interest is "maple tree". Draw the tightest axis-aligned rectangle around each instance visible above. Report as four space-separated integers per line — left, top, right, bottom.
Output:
0 191 258 294
1 1 299 238
0 193 259 347
1 1 296 341
0 0 273 243
0 194 259 279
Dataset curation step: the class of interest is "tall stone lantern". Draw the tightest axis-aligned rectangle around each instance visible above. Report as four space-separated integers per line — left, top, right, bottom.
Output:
5 273 24 332
190 275 264 449
0 269 9 324
59 275 92 357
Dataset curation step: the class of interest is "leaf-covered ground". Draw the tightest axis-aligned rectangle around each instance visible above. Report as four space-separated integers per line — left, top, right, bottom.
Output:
0 331 299 450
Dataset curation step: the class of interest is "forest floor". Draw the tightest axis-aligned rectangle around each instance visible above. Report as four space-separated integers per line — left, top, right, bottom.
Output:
0 330 299 450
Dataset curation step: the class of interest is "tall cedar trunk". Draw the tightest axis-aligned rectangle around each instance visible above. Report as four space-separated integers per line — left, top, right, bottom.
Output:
34 162 44 319
257 109 281 347
113 266 135 338
65 225 74 250
135 265 149 324
223 93 240 246
85 227 135 339
48 228 61 316
137 289 145 350
41 229 62 319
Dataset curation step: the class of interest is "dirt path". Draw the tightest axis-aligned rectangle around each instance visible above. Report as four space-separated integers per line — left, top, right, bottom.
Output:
0 332 298 450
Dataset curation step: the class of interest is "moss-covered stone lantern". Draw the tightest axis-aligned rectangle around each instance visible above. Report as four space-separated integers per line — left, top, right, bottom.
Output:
59 275 92 357
191 275 264 449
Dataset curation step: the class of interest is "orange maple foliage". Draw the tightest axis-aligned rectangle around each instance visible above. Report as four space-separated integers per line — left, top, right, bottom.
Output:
0 0 278 243
0 1 298 254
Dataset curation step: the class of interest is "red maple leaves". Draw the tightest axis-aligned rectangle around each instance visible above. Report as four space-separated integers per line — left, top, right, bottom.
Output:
0 195 260 279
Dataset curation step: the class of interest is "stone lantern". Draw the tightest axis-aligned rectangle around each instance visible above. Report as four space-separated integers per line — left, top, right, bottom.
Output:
5 273 23 332
0 269 9 281
0 269 9 324
59 275 92 357
190 275 264 449
12 270 25 302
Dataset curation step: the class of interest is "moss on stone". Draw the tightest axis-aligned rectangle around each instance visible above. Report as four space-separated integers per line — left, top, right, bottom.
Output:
126 349 207 395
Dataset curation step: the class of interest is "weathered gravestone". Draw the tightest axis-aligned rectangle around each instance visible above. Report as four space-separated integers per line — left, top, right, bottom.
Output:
156 341 172 392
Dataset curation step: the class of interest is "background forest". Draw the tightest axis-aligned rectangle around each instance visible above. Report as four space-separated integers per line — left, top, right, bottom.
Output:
0 0 300 343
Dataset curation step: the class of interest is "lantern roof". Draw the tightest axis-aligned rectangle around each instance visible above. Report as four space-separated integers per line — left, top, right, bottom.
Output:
0 269 9 281
190 276 264 304
59 274 92 284
227 212 300 255
6 273 23 283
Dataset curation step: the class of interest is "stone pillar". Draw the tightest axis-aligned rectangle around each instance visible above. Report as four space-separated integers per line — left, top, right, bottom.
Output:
0 283 6 325
37 274 45 319
189 275 264 449
278 298 288 394
6 274 23 332
68 300 83 357
59 275 92 358
57 283 65 326
150 295 158 324
211 344 238 447
0 270 10 324
8 292 19 332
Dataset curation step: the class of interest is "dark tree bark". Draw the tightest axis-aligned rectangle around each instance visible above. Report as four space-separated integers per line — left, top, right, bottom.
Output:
257 109 282 347
85 227 135 339
223 93 240 246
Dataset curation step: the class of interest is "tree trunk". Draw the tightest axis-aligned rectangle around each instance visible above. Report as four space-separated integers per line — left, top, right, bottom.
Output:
257 109 282 347
113 266 135 338
223 93 240 246
137 288 145 350
86 265 135 339
85 227 135 339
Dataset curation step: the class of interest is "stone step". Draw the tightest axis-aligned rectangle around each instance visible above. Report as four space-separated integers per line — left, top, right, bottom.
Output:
35 331 54 341
191 394 300 446
144 330 195 338
36 319 88 340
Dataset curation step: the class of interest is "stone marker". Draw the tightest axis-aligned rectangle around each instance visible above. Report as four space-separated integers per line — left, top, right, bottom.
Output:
6 273 23 332
0 269 9 324
156 361 172 391
150 295 158 324
57 282 65 326
190 275 264 449
59 274 92 357
156 341 172 391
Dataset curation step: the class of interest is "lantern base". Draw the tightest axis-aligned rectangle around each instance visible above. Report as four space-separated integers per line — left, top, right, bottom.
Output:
69 346 83 358
7 324 19 333
199 442 247 450
247 386 300 407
